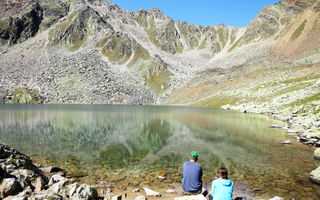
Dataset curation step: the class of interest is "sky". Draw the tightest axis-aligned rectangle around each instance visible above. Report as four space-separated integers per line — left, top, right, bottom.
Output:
109 0 280 27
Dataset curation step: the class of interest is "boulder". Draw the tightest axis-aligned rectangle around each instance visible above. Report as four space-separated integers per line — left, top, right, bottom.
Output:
71 184 98 200
310 166 320 184
314 148 320 160
166 189 176 193
0 178 23 198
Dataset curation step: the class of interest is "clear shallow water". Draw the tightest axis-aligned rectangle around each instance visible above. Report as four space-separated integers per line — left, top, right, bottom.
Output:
0 104 319 199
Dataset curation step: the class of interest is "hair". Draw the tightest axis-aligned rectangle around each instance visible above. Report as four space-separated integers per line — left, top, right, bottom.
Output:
218 167 228 179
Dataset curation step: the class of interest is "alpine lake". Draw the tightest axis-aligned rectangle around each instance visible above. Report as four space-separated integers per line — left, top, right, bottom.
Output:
0 104 319 199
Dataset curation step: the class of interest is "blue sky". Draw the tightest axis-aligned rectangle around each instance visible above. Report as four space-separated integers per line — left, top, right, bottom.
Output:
109 0 280 27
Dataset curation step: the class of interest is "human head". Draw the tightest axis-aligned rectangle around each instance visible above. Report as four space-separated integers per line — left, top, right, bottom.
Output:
190 151 198 161
218 167 228 179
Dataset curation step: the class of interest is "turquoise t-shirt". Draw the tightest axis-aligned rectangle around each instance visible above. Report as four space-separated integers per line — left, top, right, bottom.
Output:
210 178 234 200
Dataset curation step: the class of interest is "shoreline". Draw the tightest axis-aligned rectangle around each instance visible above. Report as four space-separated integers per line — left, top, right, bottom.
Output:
0 142 275 200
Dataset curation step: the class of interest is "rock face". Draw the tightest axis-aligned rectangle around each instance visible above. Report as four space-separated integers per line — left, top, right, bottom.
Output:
1 0 319 106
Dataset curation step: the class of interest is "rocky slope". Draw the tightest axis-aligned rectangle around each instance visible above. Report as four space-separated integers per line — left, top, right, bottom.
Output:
0 1 320 136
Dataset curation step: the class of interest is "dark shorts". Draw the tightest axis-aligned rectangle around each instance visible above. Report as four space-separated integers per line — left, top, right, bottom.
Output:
182 190 202 195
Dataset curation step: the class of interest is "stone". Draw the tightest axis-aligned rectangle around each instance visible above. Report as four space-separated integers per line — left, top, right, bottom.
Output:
0 178 23 198
280 140 292 144
135 195 147 200
68 182 79 197
33 177 45 192
157 176 165 180
143 187 161 197
48 174 68 186
40 166 64 174
314 148 320 160
269 196 284 200
310 166 320 184
166 189 176 193
112 195 122 200
133 188 140 192
270 124 284 128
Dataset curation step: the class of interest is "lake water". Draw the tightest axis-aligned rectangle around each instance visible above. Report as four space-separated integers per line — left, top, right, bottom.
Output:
0 104 319 199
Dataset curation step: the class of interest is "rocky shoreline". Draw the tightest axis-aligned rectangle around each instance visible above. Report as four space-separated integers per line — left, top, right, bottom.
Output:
221 104 320 186
0 142 295 200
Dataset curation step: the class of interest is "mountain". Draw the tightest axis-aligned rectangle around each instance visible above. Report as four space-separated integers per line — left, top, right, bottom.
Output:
0 0 320 138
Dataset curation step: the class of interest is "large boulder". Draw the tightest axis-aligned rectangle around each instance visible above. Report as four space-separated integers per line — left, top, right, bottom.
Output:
310 166 320 184
0 178 23 198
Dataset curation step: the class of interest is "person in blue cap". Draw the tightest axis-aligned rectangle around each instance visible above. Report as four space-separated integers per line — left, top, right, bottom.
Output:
182 151 203 195
208 167 234 200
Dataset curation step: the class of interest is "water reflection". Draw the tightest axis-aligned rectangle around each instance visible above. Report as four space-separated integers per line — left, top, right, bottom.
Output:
0 104 318 199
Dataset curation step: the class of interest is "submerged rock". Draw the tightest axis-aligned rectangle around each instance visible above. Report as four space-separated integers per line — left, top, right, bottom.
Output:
314 148 320 160
310 166 320 184
280 140 292 144
143 187 161 197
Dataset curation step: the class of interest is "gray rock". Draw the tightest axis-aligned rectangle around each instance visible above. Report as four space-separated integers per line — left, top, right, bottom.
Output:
143 187 161 197
310 166 320 184
0 178 23 198
280 140 292 144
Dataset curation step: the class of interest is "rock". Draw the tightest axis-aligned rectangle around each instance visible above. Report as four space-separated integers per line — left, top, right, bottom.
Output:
143 187 161 197
72 184 98 199
33 177 45 192
112 195 122 200
314 148 320 160
166 189 176 193
280 140 292 144
174 194 207 200
157 176 165 181
269 196 284 200
135 195 147 200
133 188 140 192
68 182 79 197
96 181 111 188
0 178 23 198
310 166 320 184
270 124 284 128
48 174 68 186
40 166 64 174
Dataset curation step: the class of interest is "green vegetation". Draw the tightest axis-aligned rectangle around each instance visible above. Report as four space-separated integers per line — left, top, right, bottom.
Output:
290 20 307 42
193 96 238 108
230 29 236 45
217 28 227 49
228 38 241 52
285 93 320 108
128 42 150 66
148 71 172 93
49 12 77 41
101 34 132 65
11 88 42 104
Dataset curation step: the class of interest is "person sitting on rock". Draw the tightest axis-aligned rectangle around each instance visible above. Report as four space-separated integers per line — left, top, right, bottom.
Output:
182 151 203 195
208 167 234 200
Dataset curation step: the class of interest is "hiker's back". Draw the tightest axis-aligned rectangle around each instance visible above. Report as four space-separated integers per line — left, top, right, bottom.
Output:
182 161 203 192
210 178 233 200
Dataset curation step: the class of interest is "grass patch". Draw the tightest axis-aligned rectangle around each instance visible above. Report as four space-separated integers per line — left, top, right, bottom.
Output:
193 96 238 108
128 42 150 66
228 38 241 52
290 19 306 42
149 71 172 93
101 34 132 65
269 82 312 98
285 93 320 108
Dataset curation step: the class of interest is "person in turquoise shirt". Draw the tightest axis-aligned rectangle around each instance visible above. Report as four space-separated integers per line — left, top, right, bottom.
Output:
208 167 233 200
